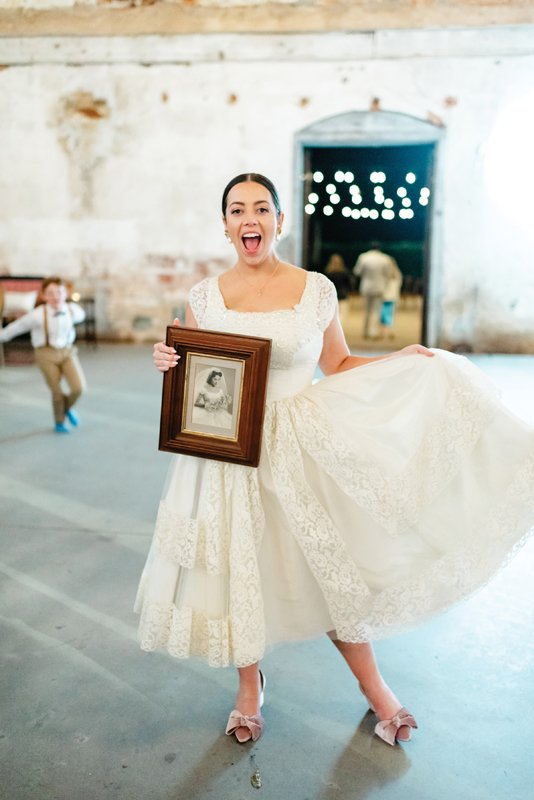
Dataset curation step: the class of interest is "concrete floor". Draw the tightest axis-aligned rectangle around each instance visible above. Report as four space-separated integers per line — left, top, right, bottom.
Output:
1 344 533 800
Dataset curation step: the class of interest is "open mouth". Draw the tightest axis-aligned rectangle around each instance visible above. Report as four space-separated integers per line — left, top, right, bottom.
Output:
242 233 261 253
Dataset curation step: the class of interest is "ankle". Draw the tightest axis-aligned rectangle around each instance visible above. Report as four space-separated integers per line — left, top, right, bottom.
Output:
360 681 405 722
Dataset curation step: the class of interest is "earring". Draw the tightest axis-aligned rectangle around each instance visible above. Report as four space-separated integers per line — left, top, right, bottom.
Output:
276 227 282 241
224 231 232 243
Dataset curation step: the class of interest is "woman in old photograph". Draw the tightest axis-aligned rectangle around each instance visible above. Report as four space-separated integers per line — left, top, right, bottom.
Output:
191 367 233 430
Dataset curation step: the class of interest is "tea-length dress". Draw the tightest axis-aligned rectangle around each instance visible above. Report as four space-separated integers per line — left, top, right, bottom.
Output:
135 272 534 668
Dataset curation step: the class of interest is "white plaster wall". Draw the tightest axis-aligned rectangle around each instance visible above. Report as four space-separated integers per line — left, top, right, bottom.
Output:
0 29 533 348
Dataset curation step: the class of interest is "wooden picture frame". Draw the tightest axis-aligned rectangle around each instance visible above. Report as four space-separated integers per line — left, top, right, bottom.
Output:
159 326 272 467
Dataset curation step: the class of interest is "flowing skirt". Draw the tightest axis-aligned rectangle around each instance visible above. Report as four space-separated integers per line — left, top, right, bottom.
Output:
135 351 534 667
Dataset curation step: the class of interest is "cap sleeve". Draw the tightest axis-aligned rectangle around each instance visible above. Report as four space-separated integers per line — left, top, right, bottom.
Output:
188 278 210 327
315 272 338 332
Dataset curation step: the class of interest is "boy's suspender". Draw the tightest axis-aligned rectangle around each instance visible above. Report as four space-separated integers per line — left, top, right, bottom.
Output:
43 304 74 348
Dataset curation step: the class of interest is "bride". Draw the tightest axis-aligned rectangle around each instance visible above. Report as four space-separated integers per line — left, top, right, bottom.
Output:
137 172 534 747
192 367 233 430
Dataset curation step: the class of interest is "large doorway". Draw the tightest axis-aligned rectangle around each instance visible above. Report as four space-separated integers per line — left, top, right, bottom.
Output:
294 112 443 349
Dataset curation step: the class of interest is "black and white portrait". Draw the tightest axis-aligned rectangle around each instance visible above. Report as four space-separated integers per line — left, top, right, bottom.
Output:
183 355 242 439
192 366 234 429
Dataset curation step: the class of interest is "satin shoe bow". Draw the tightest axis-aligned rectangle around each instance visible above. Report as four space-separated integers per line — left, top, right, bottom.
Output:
225 711 264 743
374 707 418 746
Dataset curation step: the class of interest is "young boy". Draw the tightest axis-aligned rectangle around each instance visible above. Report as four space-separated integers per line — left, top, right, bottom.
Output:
0 277 86 433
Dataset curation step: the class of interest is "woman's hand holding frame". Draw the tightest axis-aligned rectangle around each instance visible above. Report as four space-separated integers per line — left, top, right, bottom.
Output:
159 326 271 467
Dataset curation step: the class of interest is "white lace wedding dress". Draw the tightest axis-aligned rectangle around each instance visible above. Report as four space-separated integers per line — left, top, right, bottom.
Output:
135 272 534 668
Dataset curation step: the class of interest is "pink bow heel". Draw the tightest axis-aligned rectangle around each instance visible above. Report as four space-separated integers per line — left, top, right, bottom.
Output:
359 684 417 745
225 671 266 743
374 707 418 746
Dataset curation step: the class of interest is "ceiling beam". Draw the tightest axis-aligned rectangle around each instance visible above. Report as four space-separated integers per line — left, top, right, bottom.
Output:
1 3 534 38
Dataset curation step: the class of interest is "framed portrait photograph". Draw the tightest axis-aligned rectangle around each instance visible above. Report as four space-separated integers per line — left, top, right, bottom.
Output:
159 326 272 467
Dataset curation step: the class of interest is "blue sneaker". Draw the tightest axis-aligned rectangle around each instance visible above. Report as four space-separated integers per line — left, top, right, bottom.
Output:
55 422 70 434
66 409 79 426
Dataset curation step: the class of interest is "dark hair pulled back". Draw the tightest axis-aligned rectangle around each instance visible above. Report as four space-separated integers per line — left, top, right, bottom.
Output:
207 369 223 386
221 173 282 217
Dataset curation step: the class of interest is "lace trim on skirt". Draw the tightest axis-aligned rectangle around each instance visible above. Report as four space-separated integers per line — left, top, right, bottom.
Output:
138 459 267 667
362 455 534 639
286 370 502 536
137 456 533 663
138 603 231 667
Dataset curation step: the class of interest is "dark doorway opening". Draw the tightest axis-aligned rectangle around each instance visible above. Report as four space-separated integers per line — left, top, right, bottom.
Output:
301 142 435 346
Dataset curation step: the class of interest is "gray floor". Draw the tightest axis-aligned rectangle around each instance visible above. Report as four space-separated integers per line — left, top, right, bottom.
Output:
1 344 533 800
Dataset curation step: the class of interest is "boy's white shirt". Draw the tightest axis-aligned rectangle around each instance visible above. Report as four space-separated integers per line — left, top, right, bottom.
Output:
0 301 85 347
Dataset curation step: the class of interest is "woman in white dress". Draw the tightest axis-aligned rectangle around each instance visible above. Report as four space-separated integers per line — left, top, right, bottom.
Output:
191 368 233 430
136 173 534 746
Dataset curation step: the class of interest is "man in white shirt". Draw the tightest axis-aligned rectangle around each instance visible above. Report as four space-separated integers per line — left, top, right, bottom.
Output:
0 277 86 433
353 243 398 339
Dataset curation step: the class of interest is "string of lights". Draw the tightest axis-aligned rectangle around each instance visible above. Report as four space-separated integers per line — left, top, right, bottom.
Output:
304 169 431 222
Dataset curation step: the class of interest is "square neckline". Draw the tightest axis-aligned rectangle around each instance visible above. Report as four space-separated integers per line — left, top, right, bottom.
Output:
215 271 311 314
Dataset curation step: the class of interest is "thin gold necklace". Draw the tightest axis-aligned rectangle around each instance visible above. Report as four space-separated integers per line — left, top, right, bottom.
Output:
236 258 280 296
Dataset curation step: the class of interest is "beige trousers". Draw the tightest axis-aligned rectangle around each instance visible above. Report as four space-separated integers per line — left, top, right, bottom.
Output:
34 345 86 424
362 294 383 339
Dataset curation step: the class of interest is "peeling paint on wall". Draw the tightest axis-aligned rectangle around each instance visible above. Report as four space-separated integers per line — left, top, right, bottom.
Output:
102 256 227 340
55 90 113 215
64 89 109 118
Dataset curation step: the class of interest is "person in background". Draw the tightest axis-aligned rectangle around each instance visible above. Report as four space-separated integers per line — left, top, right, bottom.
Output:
325 253 352 329
380 261 403 339
0 277 86 433
353 242 398 339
